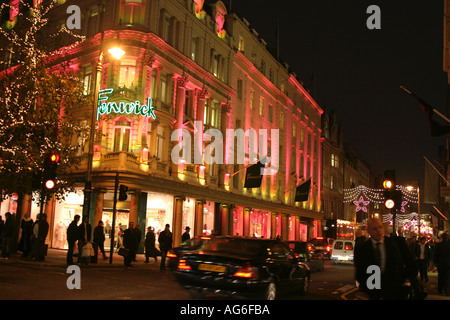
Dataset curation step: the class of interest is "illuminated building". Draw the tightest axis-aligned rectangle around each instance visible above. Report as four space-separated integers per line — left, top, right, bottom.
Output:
6 0 324 248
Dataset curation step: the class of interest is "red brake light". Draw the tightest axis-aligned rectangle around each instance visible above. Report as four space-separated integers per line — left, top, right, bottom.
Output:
167 251 177 258
233 264 258 278
178 259 191 271
326 245 332 252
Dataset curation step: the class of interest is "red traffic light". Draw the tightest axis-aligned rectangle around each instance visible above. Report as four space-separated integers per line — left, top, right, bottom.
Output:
50 154 60 163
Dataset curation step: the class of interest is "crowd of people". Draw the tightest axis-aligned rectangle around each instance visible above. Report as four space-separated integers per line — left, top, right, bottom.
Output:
0 211 193 272
354 217 450 299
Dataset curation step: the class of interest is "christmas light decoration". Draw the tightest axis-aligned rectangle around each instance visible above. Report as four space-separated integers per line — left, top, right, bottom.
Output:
353 196 370 212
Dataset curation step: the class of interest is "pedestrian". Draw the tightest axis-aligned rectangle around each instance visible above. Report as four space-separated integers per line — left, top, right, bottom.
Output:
158 223 172 270
66 214 80 265
354 217 417 300
407 236 420 276
144 226 158 263
133 224 142 261
78 216 92 263
416 236 432 282
433 232 450 296
32 214 49 261
93 220 108 260
0 212 13 259
122 222 136 268
182 226 191 243
18 213 34 258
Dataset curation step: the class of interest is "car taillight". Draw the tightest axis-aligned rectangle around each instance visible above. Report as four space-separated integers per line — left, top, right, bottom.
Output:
233 264 258 278
327 245 332 252
167 251 177 258
178 259 191 271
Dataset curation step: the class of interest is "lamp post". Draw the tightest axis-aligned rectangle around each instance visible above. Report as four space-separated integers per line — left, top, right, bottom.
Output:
82 46 125 219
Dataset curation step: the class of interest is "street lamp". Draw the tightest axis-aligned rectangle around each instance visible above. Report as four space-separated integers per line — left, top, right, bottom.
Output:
82 46 125 219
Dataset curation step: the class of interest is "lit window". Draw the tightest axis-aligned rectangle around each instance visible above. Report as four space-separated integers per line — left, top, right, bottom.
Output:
119 60 136 88
113 122 131 152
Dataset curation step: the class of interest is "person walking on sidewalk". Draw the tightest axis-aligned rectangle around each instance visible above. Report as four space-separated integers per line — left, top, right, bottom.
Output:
123 222 136 268
434 232 450 296
93 220 108 260
417 236 432 282
158 224 172 270
0 212 13 259
144 227 158 263
32 214 49 261
67 215 80 265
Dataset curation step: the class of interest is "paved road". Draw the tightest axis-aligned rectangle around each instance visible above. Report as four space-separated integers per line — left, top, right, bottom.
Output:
1 249 448 301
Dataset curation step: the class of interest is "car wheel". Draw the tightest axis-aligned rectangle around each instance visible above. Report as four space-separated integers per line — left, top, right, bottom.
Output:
265 281 277 300
299 275 310 295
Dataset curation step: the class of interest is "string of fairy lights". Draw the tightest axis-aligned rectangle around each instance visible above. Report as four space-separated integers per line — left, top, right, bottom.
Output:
344 185 419 205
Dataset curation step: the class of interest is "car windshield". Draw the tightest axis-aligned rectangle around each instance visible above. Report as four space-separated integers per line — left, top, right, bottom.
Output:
201 239 264 257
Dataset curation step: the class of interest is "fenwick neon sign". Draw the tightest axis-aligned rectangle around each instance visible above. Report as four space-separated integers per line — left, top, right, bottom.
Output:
96 88 157 120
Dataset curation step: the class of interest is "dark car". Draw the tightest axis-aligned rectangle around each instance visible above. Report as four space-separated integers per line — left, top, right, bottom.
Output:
285 241 324 272
167 236 215 270
174 237 310 300
310 237 334 259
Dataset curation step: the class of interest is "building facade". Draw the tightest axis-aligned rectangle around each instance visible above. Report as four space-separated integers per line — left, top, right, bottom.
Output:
9 0 324 249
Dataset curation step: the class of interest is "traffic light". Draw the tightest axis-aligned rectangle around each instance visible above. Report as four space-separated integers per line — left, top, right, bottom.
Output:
382 170 402 210
43 153 59 190
118 184 128 201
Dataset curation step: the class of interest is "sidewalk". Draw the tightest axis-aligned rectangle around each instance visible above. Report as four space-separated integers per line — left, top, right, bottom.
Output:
0 248 163 270
353 270 450 300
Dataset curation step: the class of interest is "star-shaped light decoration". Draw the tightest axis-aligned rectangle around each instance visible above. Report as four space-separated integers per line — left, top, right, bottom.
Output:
411 219 418 226
353 196 370 212
403 223 410 230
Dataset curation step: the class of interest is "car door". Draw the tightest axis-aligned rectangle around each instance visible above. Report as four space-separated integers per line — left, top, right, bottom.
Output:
267 243 295 292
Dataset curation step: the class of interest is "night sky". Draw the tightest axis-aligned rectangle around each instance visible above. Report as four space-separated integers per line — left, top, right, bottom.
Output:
226 0 448 185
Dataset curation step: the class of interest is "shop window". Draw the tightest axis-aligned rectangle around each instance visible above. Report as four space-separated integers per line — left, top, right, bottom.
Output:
119 60 137 89
113 122 131 152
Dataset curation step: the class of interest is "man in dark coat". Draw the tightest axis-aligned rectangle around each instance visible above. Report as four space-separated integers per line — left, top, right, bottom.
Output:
123 222 136 268
1 212 13 259
434 233 450 296
93 220 107 260
158 224 172 270
355 218 417 300
33 214 49 261
416 236 432 282
182 226 191 243
67 215 80 265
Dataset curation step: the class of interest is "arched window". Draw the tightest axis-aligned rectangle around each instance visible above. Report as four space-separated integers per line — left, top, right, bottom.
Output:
113 119 131 152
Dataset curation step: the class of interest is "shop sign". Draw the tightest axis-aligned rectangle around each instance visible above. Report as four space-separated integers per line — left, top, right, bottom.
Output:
96 88 156 120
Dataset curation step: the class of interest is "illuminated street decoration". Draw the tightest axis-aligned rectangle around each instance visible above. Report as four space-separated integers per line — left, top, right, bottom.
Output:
344 185 418 204
353 196 370 212
96 88 156 120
